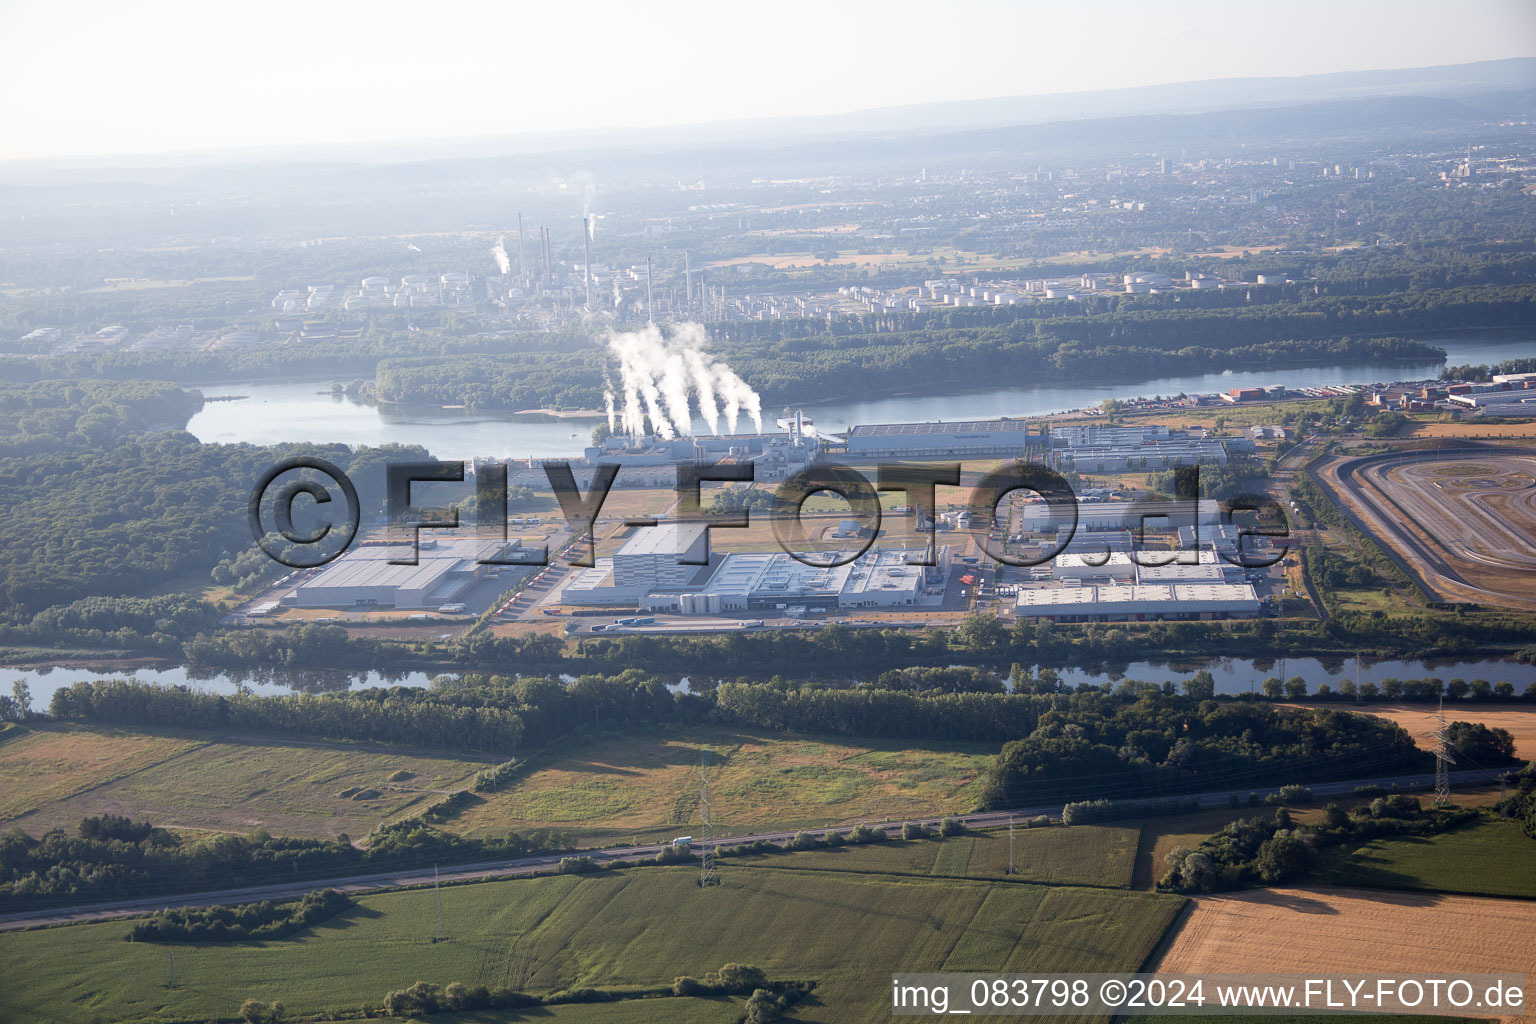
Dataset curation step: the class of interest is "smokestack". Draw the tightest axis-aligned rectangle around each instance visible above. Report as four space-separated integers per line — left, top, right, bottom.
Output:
516 214 525 286
583 216 593 311
646 257 654 323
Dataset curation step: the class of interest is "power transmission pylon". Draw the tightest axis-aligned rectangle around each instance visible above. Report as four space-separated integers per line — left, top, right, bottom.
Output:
166 948 177 989
432 863 447 943
698 762 720 888
1430 699 1456 808
1007 816 1016 875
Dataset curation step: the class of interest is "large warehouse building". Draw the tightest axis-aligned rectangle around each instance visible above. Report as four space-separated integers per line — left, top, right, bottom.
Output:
649 547 938 615
1020 499 1225 534
286 537 517 610
612 522 710 588
1014 582 1262 622
841 419 1043 458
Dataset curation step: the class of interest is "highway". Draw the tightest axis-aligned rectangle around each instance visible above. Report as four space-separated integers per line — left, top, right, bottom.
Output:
0 767 1505 933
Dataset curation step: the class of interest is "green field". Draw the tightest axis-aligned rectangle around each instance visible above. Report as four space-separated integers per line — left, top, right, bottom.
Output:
0 863 1183 1024
447 728 995 844
736 826 1139 889
4 725 490 839
1323 817 1536 899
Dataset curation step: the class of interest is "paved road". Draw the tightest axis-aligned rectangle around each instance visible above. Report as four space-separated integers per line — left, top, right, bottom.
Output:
0 768 1505 933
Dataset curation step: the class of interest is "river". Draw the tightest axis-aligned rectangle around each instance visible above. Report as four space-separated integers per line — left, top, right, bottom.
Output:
186 331 1535 462
9 655 1535 711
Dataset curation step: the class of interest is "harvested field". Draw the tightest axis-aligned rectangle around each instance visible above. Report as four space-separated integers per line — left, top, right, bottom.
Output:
1293 703 1536 758
1156 886 1536 1011
1319 448 1536 608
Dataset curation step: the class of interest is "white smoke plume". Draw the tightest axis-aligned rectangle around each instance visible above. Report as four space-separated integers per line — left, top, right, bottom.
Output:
492 237 511 275
603 322 762 440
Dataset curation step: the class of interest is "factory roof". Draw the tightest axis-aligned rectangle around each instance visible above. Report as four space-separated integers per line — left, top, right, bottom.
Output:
1135 561 1227 583
1054 552 1136 572
615 521 708 558
846 419 1031 437
1016 582 1259 611
299 537 510 593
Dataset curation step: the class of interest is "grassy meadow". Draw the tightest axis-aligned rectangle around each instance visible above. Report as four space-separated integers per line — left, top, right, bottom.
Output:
1323 816 1536 899
446 728 995 844
2 724 489 839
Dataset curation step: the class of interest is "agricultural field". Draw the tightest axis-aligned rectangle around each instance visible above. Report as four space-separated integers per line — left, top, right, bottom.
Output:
0 725 206 823
1294 703 1536 759
738 825 1139 890
446 728 994 844
1155 885 1536 989
0 862 1185 1024
5 725 490 839
1324 817 1536 899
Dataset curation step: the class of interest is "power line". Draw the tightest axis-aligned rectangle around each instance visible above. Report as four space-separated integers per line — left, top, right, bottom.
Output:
1007 815 1016 876
698 756 719 888
432 863 447 943
1429 698 1457 808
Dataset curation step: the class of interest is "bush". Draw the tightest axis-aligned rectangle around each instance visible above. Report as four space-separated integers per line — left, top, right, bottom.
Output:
939 817 967 836
901 821 930 840
786 830 822 851
654 842 693 865
846 824 887 844
472 759 526 793
129 889 351 944
1062 796 1199 826
557 856 599 874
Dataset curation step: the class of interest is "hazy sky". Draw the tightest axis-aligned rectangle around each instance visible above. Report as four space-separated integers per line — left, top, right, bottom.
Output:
2 0 1533 161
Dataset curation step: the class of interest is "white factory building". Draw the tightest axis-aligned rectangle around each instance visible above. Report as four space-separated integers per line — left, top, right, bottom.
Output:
1014 582 1262 622
648 547 939 615
560 524 715 606
841 419 1042 458
285 537 517 610
1053 438 1230 473
559 521 946 614
613 523 709 588
1049 424 1231 473
1049 549 1234 584
1019 499 1225 534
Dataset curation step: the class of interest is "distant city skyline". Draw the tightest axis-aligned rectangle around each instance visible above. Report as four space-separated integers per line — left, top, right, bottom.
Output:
1 0 1534 163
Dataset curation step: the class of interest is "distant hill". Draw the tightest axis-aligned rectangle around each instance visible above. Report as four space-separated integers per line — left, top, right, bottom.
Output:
3 57 1533 179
